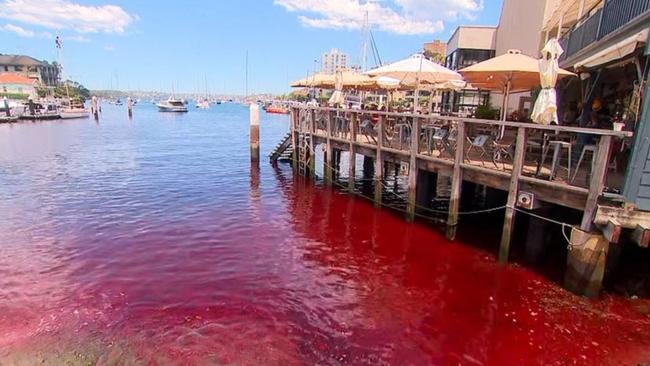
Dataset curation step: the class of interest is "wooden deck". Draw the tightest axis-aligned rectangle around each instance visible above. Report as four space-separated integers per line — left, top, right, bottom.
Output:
286 106 632 257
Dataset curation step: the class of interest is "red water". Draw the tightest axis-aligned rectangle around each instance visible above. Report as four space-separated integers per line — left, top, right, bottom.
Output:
0 105 649 365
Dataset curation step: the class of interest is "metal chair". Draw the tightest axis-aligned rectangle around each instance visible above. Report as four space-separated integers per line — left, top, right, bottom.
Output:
571 144 596 184
465 134 491 166
540 139 572 181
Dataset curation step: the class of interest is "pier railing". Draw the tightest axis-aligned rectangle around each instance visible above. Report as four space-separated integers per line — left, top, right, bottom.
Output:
290 106 632 240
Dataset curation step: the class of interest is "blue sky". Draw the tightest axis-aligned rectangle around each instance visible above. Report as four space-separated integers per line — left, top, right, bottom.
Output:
0 0 503 94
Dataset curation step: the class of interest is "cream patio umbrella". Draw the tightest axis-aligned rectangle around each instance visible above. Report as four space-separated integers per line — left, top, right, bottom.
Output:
459 49 575 121
365 54 462 112
290 72 334 88
531 39 564 125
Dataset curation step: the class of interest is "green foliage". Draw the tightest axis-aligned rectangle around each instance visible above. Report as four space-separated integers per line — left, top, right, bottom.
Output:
285 91 307 102
0 92 28 100
474 104 499 120
36 86 48 98
424 50 445 65
54 80 90 102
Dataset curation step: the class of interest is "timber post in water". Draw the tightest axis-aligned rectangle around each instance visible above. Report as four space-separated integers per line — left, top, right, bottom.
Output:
250 103 260 163
282 105 643 297
127 97 133 119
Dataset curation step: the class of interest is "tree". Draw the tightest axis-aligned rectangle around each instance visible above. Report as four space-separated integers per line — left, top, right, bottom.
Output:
424 50 446 65
54 80 90 102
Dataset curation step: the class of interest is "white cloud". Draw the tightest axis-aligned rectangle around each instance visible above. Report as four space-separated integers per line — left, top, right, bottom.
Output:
66 35 90 43
1 23 57 39
1 23 35 37
275 0 482 35
0 0 136 34
104 44 115 51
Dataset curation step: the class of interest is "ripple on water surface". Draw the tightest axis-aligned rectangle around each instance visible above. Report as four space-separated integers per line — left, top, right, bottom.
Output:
0 104 649 365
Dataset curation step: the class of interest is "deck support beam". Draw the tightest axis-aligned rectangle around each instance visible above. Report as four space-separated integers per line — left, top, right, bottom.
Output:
290 109 299 172
374 115 384 207
407 117 420 222
324 111 333 184
564 136 612 296
348 112 357 192
447 121 465 239
580 136 612 231
308 109 316 178
499 127 527 264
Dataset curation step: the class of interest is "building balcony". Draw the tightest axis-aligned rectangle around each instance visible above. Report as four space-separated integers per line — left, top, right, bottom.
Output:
559 0 650 65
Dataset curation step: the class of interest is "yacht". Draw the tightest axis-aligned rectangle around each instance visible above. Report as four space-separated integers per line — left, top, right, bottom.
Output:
157 98 188 112
195 99 210 109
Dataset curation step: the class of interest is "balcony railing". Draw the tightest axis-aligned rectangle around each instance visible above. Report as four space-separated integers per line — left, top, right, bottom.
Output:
559 0 650 62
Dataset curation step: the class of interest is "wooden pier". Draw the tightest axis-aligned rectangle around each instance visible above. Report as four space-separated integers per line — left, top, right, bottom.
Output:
274 106 641 296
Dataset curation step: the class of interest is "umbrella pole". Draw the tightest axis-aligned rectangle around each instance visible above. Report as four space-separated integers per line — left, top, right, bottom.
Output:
499 80 511 139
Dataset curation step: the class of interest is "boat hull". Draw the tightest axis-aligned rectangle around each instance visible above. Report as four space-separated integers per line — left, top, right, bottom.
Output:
158 106 188 112
60 111 90 119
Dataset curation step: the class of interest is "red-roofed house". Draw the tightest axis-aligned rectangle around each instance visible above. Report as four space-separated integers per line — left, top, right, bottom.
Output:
0 72 39 97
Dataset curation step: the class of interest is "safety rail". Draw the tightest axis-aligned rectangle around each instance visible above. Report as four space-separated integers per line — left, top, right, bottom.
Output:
559 0 650 61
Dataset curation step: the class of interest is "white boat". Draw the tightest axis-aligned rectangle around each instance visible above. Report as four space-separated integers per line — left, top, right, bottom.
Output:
60 108 90 119
59 99 89 119
195 99 210 109
157 98 188 112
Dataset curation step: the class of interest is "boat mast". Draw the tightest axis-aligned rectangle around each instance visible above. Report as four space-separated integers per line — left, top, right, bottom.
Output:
56 36 72 103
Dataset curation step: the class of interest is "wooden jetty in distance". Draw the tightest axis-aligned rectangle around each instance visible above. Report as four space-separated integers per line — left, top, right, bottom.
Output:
269 106 649 297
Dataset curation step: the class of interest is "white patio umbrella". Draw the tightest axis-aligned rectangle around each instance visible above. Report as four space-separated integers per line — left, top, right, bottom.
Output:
531 39 564 125
365 54 462 112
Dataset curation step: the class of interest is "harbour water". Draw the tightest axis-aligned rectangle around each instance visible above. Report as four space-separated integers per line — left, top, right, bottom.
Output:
1 104 649 365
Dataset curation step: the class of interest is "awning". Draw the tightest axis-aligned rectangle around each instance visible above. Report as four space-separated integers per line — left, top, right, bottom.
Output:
575 28 649 69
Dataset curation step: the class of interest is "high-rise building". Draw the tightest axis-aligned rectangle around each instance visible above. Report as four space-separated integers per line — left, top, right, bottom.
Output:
321 49 348 75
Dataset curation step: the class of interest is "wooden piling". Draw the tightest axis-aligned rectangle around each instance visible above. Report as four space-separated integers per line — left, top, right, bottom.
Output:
250 103 260 163
324 110 333 184
564 227 609 297
309 109 316 177
374 115 384 207
290 109 298 171
565 135 613 296
446 121 465 239
127 97 133 119
498 127 526 264
348 112 357 192
406 117 420 222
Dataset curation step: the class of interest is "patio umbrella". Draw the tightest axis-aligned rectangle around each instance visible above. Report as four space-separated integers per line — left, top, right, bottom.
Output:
373 76 403 90
290 72 334 88
531 39 564 125
459 49 575 121
365 54 462 112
